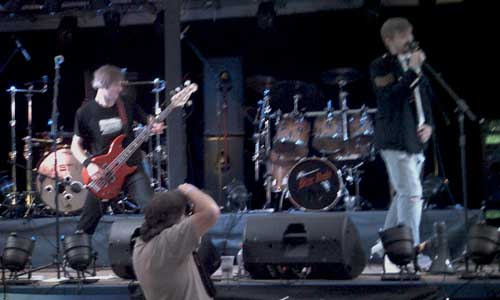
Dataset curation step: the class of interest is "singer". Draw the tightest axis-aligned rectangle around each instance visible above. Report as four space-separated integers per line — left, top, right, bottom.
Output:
71 64 164 235
369 18 435 258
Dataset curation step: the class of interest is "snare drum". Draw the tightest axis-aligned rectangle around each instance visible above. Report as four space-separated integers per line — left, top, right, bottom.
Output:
273 114 310 160
286 157 343 211
36 147 87 215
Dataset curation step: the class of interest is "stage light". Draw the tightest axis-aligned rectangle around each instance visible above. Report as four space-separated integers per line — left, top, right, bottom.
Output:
1 233 35 275
379 224 420 280
467 223 499 267
223 180 250 212
103 9 121 28
3 0 23 13
62 232 98 283
90 0 110 10
57 16 78 46
256 1 276 30
45 0 61 14
379 224 415 266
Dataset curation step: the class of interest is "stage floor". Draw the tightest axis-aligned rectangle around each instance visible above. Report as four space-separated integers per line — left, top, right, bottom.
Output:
4 265 500 300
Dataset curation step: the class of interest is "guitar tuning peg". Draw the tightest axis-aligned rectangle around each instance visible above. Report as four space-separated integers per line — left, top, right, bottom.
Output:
184 80 191 86
186 100 193 106
175 87 181 92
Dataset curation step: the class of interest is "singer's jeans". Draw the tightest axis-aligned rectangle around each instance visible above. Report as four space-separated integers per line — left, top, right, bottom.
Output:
380 149 425 245
77 165 153 235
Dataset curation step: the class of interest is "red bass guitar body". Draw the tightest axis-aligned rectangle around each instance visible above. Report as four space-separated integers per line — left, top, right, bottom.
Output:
81 134 137 199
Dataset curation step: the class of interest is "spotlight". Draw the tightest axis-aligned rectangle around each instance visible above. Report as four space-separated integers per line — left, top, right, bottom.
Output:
61 232 98 283
90 0 110 11
57 16 78 46
1 233 35 283
45 0 61 14
223 180 250 212
256 1 276 30
3 0 23 13
103 9 121 28
379 224 420 280
467 223 499 267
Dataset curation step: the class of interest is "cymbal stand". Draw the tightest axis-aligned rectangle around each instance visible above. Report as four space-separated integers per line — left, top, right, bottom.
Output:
19 83 48 217
6 87 19 207
338 80 350 155
124 79 167 191
341 162 365 210
253 88 274 208
152 78 167 191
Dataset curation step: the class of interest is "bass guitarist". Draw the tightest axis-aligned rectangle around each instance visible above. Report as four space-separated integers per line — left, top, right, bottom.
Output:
71 64 165 235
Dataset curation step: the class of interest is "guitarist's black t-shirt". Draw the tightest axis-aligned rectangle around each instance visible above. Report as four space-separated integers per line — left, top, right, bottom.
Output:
74 98 148 166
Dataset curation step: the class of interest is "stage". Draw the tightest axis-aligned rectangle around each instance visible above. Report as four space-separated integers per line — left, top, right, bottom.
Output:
0 207 480 267
3 267 500 300
2 208 497 299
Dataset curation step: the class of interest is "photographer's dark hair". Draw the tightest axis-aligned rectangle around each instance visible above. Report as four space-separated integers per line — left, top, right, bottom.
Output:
140 190 188 242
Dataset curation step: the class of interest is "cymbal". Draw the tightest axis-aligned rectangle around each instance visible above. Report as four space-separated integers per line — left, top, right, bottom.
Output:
270 80 325 112
246 75 277 94
321 68 362 86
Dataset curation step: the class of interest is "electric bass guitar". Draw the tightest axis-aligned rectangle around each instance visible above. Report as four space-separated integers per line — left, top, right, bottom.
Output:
82 82 198 199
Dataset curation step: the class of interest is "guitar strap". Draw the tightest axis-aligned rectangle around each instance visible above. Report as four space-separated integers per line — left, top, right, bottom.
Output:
116 98 129 131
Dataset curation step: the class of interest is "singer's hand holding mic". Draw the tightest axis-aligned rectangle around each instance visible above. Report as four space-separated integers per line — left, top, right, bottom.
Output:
407 41 426 74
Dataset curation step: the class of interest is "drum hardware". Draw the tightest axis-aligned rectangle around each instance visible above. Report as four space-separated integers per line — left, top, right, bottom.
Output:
5 82 47 216
127 78 168 192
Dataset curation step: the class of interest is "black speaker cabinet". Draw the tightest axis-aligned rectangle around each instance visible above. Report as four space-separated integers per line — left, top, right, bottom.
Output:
203 57 244 136
243 213 366 279
108 218 143 280
108 219 221 280
203 136 244 206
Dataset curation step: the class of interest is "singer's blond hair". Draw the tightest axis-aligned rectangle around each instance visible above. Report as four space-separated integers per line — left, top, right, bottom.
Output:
92 64 124 89
380 17 413 40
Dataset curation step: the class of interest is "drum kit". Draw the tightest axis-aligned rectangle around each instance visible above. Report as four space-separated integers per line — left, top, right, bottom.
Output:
252 68 376 211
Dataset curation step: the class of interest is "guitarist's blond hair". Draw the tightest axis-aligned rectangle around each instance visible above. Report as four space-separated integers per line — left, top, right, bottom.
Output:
92 64 124 89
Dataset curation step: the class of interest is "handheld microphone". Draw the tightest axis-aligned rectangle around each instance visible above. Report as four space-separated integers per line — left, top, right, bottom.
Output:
407 40 420 52
14 38 31 62
54 55 64 65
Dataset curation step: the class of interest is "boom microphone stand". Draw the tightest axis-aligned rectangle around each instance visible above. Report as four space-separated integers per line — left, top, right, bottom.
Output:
421 57 482 273
49 55 64 278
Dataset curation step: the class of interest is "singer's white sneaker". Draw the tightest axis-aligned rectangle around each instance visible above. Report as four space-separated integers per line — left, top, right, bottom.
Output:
370 240 384 258
383 256 400 273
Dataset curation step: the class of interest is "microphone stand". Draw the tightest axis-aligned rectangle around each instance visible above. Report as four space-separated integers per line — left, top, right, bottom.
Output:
50 55 64 278
422 61 482 272
0 47 21 75
152 79 167 191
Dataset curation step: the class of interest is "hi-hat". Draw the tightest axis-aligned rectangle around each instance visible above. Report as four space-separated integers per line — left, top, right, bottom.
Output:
321 68 362 86
246 75 277 94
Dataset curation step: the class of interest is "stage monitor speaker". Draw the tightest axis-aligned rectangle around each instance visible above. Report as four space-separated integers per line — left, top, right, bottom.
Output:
204 136 244 206
108 218 143 280
243 213 366 279
108 219 221 280
203 57 244 136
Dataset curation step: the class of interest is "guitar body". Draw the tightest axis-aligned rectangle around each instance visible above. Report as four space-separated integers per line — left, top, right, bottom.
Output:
82 134 137 199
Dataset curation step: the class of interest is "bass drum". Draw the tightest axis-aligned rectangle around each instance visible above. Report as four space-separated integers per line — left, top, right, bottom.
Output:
36 147 87 215
287 157 343 211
